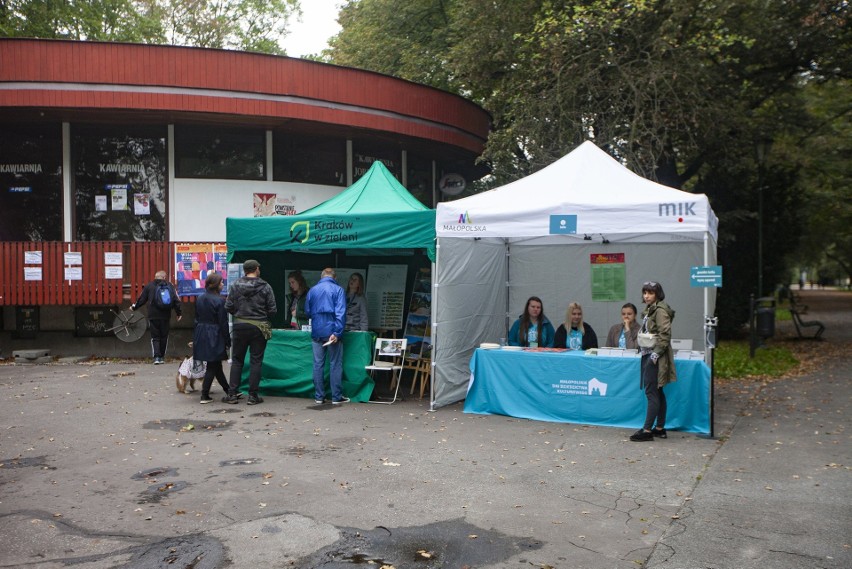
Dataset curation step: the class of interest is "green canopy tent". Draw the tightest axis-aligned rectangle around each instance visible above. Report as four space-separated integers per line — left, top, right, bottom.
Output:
227 161 436 262
225 161 437 402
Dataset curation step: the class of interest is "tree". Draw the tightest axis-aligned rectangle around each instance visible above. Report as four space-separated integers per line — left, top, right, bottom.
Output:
0 0 301 54
328 0 850 332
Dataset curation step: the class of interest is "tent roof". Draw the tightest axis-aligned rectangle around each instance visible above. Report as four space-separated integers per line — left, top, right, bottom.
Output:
302 161 430 215
436 141 718 242
227 161 436 260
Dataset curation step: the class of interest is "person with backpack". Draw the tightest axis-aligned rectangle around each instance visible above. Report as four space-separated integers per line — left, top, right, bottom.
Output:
131 270 182 364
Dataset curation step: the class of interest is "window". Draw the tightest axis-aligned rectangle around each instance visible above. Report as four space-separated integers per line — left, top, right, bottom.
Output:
72 125 167 241
272 132 346 186
175 125 265 180
352 140 401 182
406 154 434 208
0 124 63 241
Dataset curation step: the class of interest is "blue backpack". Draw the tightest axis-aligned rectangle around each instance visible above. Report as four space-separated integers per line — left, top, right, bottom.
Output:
154 282 172 309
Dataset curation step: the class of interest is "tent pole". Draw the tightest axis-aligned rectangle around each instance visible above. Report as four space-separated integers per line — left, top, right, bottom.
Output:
429 241 439 411
505 240 511 336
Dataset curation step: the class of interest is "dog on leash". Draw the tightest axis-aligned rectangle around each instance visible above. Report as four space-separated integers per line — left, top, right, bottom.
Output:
176 342 207 393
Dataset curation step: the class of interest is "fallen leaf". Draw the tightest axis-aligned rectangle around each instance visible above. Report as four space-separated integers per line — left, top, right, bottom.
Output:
417 550 433 559
180 424 194 432
468 534 478 539
382 461 400 467
175 510 186 515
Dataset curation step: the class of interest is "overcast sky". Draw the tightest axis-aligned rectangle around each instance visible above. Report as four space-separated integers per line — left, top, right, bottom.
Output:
281 0 343 57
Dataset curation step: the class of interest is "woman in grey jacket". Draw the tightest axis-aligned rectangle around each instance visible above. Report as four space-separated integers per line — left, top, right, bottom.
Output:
344 272 369 331
630 281 677 442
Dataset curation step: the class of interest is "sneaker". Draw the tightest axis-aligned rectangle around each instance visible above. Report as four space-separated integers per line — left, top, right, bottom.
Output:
200 395 213 404
152 357 159 365
156 357 166 365
232 391 244 399
222 394 240 404
247 395 263 405
331 397 350 405
629 429 654 442
315 399 325 405
652 428 668 439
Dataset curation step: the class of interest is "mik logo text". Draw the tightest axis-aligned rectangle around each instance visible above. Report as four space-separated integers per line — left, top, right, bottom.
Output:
659 202 696 217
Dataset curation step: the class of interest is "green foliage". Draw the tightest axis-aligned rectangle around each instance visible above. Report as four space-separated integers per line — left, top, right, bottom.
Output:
0 0 300 54
713 341 798 379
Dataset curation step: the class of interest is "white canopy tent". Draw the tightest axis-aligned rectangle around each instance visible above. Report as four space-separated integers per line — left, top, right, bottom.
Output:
430 141 719 409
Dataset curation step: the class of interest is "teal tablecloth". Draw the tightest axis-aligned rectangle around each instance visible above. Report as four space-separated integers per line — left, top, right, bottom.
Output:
464 349 711 433
237 330 376 402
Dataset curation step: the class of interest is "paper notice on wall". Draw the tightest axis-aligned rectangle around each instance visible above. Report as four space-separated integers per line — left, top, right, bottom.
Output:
133 193 150 215
104 252 122 265
104 265 123 279
64 251 82 265
253 193 297 216
24 267 43 281
110 187 128 210
64 267 83 281
590 253 626 302
95 195 108 211
24 251 42 265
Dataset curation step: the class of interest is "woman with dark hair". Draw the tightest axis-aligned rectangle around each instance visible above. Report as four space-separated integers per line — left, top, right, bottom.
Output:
508 296 555 347
286 270 310 329
193 272 231 404
554 302 599 350
344 272 369 331
605 302 640 349
631 281 677 441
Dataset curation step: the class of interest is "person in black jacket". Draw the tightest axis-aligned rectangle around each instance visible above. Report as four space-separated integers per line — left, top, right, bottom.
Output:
223 260 277 405
193 272 231 404
554 301 598 351
130 270 182 364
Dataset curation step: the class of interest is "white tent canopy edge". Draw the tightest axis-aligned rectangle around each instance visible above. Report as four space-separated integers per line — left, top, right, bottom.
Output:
430 141 719 409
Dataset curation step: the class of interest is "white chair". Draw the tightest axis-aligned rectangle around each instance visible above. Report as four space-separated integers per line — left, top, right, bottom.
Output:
366 338 407 404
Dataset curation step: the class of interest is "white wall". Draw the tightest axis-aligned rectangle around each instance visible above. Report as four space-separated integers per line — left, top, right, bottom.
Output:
170 179 343 241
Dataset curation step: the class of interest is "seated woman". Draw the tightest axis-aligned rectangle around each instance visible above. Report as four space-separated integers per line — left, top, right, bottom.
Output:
508 296 555 347
605 302 640 349
344 272 369 331
554 302 599 350
285 270 310 329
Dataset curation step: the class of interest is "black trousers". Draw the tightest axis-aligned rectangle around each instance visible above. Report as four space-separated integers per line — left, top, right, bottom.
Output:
228 323 267 397
149 318 170 358
201 360 229 397
641 353 667 431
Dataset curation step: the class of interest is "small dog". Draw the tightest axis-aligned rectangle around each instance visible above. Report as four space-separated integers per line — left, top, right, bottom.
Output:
176 343 206 393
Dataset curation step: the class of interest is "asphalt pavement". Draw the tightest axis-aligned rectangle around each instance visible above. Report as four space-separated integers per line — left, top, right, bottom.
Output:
0 289 849 569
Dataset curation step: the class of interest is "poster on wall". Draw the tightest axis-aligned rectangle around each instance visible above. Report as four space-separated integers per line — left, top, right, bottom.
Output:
366 264 407 330
590 253 626 302
64 251 82 265
64 267 83 281
24 267 42 281
109 185 128 211
133 193 150 215
95 195 108 211
24 251 42 264
253 193 297 217
175 243 229 296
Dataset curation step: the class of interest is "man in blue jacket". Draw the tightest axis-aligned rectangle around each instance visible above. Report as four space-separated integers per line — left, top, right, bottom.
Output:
305 267 348 404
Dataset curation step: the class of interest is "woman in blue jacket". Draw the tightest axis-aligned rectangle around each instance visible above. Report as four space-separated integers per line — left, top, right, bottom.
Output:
508 296 555 347
193 272 231 403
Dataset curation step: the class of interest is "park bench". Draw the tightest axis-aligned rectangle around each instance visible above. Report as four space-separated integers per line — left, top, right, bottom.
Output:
789 307 825 340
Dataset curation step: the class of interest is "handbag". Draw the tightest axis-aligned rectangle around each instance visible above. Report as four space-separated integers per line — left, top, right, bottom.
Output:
637 332 657 348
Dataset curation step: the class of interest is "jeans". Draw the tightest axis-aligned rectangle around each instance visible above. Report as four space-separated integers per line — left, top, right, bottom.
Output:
311 338 344 401
228 323 267 397
641 353 667 431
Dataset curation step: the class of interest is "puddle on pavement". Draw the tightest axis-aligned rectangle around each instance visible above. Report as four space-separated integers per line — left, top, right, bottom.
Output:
0 455 55 470
219 458 263 467
250 411 276 417
138 480 189 504
296 518 542 568
131 466 178 481
237 471 264 479
282 437 364 458
142 418 234 432
125 535 224 569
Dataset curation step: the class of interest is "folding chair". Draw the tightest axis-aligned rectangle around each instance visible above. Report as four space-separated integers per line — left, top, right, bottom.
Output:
366 338 407 404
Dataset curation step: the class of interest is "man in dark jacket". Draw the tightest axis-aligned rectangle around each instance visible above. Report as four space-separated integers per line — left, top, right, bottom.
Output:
130 270 182 364
223 260 277 405
305 267 348 405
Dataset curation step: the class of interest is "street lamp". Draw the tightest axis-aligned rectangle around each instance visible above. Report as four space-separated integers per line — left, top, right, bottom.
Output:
755 137 773 298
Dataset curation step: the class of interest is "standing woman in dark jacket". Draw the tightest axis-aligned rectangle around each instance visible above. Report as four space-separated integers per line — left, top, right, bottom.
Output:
630 281 677 441
194 272 231 404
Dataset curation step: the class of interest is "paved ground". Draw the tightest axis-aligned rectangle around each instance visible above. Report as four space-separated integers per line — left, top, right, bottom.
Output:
0 289 849 569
